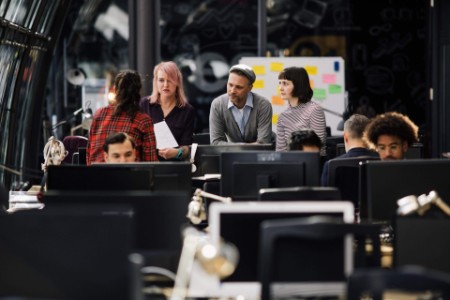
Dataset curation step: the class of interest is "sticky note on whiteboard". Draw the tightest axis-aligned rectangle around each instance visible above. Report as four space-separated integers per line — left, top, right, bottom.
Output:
272 95 285 106
329 84 342 94
253 79 264 89
305 66 318 75
313 88 327 100
253 66 266 75
270 62 284 72
322 74 336 84
272 114 279 125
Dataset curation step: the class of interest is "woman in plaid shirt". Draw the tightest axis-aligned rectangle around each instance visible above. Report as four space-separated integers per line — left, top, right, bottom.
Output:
87 70 158 164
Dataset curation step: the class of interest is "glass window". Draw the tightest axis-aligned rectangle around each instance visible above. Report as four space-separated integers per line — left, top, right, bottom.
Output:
0 0 10 18
160 0 259 132
36 1 57 35
23 0 41 29
4 0 34 26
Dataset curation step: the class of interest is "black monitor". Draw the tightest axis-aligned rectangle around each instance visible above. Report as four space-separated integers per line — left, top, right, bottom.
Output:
192 201 354 298
336 143 423 159
221 151 320 201
191 144 274 177
361 159 450 223
258 186 341 201
42 190 191 271
0 205 133 299
394 216 450 275
95 162 192 192
47 162 191 192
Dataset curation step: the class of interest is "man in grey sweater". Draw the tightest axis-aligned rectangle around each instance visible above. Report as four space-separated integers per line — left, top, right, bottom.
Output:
209 64 273 145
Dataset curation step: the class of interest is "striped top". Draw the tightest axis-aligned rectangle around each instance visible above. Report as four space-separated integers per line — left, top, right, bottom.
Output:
276 101 327 154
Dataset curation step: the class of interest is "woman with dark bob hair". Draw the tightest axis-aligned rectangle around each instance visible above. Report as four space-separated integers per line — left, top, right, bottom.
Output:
276 67 327 154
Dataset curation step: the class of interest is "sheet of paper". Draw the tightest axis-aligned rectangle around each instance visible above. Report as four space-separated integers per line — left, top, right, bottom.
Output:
153 120 179 149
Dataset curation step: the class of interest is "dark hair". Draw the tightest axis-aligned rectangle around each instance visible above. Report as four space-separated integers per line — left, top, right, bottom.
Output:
113 70 142 119
344 114 371 140
103 132 136 153
288 128 322 150
278 67 313 103
364 111 419 148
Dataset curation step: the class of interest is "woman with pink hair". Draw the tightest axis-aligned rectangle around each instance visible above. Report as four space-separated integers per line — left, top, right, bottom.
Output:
140 61 195 161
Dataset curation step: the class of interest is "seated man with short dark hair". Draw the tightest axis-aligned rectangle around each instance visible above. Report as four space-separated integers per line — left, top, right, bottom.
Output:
103 132 137 163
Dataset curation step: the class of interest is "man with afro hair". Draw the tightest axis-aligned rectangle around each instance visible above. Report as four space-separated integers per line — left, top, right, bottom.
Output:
364 112 419 160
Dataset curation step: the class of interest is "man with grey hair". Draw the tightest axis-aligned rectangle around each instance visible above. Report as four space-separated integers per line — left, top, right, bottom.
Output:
209 64 273 145
321 114 379 186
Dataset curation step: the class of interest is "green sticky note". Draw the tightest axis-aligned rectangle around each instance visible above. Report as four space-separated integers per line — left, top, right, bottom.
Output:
313 88 326 100
329 84 342 94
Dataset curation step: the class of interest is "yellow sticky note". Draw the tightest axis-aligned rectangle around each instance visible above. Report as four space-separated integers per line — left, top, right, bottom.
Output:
253 79 264 89
272 114 279 125
305 66 318 75
272 95 285 106
253 66 266 75
270 62 284 72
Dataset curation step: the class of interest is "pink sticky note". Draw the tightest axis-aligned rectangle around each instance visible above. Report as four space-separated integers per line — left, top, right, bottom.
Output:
322 74 336 84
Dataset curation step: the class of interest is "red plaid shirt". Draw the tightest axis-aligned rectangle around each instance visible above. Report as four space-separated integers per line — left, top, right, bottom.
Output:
86 105 158 164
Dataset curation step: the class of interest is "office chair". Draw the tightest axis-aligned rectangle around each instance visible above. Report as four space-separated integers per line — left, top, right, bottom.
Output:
258 186 341 201
62 135 88 164
405 142 424 159
347 265 450 300
258 215 382 300
327 156 380 210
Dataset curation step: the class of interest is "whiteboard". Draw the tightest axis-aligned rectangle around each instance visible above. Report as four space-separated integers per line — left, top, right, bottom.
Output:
239 57 345 136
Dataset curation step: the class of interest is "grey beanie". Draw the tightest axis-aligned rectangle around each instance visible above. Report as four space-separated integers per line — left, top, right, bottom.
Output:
229 64 256 84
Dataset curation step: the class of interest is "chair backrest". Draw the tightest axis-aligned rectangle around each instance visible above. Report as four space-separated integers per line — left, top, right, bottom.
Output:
347 266 450 300
258 215 381 300
258 186 341 201
325 136 344 160
405 142 424 159
193 132 210 145
327 156 380 210
62 136 88 164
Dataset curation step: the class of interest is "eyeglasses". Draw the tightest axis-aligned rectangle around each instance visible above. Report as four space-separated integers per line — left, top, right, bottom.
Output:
376 143 400 153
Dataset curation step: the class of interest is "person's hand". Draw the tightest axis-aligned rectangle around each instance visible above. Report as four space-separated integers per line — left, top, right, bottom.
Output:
158 148 178 160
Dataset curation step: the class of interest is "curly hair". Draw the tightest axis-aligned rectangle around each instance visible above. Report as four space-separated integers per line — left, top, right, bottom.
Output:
364 112 419 148
113 70 142 119
278 67 313 103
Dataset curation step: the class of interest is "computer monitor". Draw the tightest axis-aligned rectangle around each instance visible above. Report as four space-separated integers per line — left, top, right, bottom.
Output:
336 143 423 159
42 190 191 271
187 201 354 299
95 162 192 192
361 159 450 223
47 162 192 192
191 144 274 177
0 205 133 299
394 216 450 275
221 151 320 201
258 186 341 201
47 165 153 191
